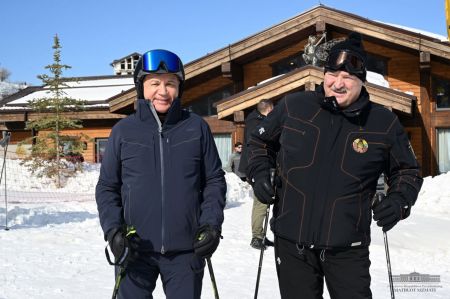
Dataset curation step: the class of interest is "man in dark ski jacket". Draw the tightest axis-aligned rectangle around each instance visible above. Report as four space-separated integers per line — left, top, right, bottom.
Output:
246 33 423 299
96 49 226 299
238 99 274 250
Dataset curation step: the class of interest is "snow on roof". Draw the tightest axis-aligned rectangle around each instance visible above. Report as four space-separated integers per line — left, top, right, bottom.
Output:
62 77 133 87
366 71 389 88
5 77 134 106
378 21 448 42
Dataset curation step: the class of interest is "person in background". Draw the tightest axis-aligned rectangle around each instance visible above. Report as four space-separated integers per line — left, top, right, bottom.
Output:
246 33 423 298
96 49 226 299
238 99 274 250
225 141 246 181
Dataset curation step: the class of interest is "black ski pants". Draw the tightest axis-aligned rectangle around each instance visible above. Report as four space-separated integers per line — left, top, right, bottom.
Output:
274 236 372 299
116 251 205 299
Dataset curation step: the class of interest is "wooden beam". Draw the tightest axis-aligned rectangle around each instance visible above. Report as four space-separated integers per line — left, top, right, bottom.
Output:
420 51 431 70
315 20 326 33
221 62 243 80
217 67 325 118
320 12 450 59
0 113 26 122
233 110 245 123
217 66 414 119
305 81 316 91
26 110 125 121
109 92 136 113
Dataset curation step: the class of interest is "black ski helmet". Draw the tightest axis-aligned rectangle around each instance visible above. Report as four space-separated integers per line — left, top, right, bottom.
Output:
133 49 185 99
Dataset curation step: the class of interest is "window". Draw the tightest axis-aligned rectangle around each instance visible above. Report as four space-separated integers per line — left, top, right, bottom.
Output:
437 128 450 173
271 52 387 77
213 134 232 167
272 53 306 76
432 77 450 109
96 138 108 163
187 86 233 117
366 54 388 76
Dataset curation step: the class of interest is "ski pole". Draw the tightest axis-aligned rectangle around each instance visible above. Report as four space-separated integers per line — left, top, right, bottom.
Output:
106 226 137 299
254 204 270 299
206 257 219 299
112 266 126 299
383 229 395 299
374 193 395 299
0 132 10 231
254 168 276 299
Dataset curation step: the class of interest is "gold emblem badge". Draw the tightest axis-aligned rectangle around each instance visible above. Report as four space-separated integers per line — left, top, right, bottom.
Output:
352 138 368 153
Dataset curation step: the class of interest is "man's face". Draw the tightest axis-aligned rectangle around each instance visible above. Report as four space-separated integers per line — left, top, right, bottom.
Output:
143 73 180 113
236 144 243 153
323 70 363 108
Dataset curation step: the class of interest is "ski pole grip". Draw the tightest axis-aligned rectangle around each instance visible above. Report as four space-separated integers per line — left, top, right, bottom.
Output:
372 192 385 209
269 168 275 187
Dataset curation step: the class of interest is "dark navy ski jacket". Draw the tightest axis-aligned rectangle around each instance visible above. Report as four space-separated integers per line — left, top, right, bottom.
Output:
247 84 422 249
96 98 226 254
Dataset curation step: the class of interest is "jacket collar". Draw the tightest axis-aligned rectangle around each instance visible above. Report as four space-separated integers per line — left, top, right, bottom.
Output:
136 98 183 126
316 83 370 118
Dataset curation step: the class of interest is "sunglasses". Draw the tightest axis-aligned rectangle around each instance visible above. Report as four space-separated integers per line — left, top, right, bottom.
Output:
326 50 365 74
142 49 183 73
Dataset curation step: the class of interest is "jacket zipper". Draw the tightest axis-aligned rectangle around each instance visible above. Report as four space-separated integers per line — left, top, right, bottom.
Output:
159 127 166 254
148 102 166 254
310 111 340 247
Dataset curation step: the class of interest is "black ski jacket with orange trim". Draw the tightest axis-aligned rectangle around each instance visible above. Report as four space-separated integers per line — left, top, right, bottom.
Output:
247 84 422 249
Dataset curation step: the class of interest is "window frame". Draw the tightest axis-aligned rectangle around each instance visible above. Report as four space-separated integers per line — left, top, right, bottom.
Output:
436 127 450 174
432 75 450 111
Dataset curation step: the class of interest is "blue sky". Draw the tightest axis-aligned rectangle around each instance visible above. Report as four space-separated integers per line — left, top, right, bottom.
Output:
0 0 447 85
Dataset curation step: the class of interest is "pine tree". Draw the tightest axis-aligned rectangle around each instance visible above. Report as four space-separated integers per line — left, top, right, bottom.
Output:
23 35 88 188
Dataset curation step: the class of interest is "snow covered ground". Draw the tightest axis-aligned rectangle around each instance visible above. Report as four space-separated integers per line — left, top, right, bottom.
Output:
0 159 449 298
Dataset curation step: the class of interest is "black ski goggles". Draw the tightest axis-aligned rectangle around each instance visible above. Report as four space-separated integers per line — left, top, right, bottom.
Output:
142 49 183 74
325 50 365 74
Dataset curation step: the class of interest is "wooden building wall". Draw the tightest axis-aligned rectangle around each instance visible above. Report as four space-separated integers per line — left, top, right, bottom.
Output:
182 76 233 106
243 40 306 89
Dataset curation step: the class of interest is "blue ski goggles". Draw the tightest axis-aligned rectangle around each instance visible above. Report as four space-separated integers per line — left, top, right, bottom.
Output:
325 50 365 74
142 49 183 74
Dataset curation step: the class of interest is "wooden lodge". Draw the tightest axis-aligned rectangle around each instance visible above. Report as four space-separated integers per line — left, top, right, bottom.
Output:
1 5 450 176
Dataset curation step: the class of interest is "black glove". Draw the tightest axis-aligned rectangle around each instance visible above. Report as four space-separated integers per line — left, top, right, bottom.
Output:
106 226 142 266
193 224 221 258
252 174 275 204
373 194 410 232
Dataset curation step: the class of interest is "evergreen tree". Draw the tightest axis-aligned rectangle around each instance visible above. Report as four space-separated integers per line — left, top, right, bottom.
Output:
22 35 88 187
0 67 11 82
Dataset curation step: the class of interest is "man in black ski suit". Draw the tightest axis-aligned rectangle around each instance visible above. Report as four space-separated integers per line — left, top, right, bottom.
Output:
246 32 423 299
238 99 274 250
96 49 226 299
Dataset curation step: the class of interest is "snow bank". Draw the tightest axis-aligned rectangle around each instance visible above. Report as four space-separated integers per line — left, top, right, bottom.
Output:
415 171 450 218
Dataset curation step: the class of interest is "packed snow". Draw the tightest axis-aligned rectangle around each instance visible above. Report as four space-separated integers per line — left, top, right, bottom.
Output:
0 158 449 298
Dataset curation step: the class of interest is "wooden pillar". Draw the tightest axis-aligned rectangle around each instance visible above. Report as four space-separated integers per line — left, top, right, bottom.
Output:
305 81 316 91
222 62 244 94
419 51 433 176
233 110 245 145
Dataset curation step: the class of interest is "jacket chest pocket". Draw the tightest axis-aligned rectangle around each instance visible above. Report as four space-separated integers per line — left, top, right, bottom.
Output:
121 140 156 177
280 119 319 168
169 133 202 177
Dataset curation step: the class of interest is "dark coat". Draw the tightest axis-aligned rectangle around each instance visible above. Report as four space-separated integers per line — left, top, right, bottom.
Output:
96 98 226 254
247 84 422 249
238 109 267 175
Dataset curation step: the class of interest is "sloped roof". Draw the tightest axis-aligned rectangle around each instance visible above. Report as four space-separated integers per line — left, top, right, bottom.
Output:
216 66 416 119
1 76 134 111
110 5 449 113
184 5 450 79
